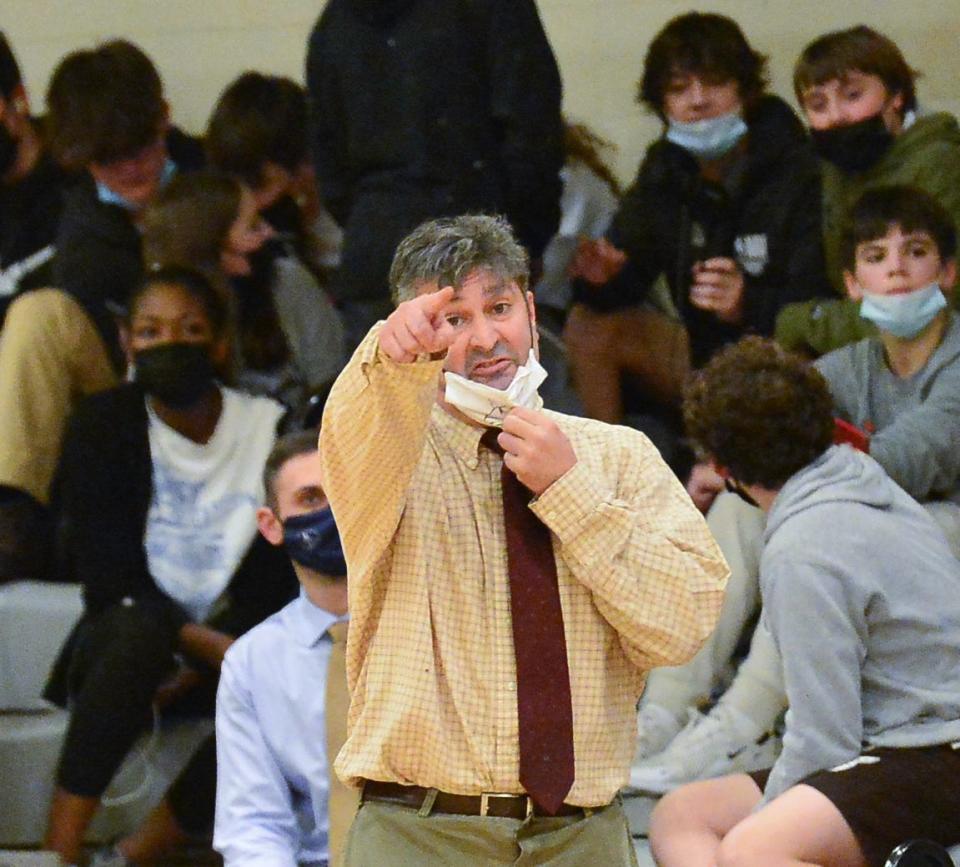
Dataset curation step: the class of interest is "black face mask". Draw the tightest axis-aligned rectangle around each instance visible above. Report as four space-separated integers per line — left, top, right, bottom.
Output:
0 124 18 180
810 113 894 174
134 342 217 408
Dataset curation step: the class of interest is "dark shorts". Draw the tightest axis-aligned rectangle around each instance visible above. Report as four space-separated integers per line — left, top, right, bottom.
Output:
749 743 960 867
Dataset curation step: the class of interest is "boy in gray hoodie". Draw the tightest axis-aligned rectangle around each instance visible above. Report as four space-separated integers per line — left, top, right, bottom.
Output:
649 337 960 867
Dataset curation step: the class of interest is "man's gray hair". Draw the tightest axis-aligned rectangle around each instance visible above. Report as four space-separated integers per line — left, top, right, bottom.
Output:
389 214 530 305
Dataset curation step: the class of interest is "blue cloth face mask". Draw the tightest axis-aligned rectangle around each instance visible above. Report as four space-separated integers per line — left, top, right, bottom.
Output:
859 282 948 339
282 507 347 577
665 111 748 161
96 157 177 210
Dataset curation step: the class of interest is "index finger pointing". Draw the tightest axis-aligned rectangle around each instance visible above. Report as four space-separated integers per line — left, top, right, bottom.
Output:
421 285 457 312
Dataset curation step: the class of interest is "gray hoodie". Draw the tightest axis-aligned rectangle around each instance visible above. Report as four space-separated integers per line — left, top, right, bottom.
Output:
815 312 960 504
760 445 960 801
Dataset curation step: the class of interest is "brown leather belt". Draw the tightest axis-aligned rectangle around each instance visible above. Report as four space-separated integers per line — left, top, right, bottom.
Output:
361 780 586 819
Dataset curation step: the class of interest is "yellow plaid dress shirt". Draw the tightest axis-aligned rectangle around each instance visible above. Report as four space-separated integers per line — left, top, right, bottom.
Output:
320 325 728 806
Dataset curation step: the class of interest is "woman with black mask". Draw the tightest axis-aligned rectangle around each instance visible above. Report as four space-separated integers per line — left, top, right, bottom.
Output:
776 25 960 356
42 267 296 866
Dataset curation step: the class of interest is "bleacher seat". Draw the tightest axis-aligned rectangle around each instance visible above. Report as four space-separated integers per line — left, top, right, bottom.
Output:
0 581 212 846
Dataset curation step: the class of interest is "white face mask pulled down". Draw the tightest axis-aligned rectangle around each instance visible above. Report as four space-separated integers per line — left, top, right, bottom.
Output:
443 350 548 427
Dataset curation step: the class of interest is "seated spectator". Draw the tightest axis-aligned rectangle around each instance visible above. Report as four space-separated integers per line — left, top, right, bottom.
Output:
649 337 960 867
631 184 960 793
0 29 73 319
142 170 340 420
0 39 201 581
206 71 345 388
214 429 356 867
534 119 620 329
776 25 960 356
564 11 828 431
42 267 295 866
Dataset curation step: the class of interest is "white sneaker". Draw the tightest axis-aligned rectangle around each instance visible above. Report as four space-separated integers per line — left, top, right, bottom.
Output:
87 847 134 867
633 702 684 762
628 706 780 795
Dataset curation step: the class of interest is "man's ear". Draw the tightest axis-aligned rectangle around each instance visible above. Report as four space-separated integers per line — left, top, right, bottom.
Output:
11 83 29 116
709 460 730 480
256 506 284 546
939 257 957 292
525 289 539 357
843 270 863 301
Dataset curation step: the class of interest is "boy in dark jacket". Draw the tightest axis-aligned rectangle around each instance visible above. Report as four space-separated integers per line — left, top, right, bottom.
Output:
0 40 201 581
0 30 72 319
564 12 829 426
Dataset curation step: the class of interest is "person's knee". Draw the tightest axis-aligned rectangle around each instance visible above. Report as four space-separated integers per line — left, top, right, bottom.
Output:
715 822 772 867
563 305 619 362
3 288 72 337
88 603 178 673
649 784 707 839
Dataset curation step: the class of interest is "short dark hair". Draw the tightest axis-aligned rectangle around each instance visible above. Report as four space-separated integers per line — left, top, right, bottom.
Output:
841 185 957 271
684 337 835 490
639 12 767 118
128 265 229 337
206 71 308 189
46 39 165 168
794 26 917 114
262 429 320 511
0 32 22 100
389 214 529 305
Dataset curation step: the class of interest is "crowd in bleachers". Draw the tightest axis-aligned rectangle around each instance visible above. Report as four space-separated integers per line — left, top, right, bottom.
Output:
1 3 959 865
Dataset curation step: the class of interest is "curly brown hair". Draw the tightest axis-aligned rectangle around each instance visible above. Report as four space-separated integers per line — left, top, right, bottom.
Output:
683 337 834 489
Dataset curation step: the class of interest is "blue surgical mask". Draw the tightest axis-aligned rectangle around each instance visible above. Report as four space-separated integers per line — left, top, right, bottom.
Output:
282 507 347 577
96 157 177 211
665 111 748 161
859 282 948 339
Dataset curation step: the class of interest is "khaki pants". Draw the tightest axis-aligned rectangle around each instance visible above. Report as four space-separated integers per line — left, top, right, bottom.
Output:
344 796 639 867
0 289 117 503
563 304 690 424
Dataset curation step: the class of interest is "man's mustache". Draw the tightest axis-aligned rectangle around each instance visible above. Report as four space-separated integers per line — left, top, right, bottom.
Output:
465 342 519 374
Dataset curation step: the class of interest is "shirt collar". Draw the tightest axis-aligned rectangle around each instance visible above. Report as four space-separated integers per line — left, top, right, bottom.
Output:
289 587 348 648
430 403 490 470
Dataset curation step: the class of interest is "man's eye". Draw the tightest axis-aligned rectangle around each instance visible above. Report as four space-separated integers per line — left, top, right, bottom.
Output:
446 315 463 327
492 303 511 315
844 90 863 101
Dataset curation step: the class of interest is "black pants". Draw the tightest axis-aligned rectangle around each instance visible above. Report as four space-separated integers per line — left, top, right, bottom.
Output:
55 602 217 833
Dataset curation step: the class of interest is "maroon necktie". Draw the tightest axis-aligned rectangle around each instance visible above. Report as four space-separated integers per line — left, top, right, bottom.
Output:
482 428 575 814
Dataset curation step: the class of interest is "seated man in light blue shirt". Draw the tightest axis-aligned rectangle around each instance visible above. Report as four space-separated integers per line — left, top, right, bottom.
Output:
214 429 351 867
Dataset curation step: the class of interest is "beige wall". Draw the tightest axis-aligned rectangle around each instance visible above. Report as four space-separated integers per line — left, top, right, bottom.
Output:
5 1 960 184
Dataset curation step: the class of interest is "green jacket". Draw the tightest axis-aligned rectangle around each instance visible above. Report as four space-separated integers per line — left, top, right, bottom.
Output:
776 112 960 356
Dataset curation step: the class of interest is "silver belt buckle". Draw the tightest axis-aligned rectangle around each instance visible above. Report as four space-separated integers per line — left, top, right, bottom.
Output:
480 791 533 818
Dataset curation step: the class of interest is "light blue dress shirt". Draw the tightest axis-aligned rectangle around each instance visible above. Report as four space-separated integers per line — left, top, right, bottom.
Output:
214 589 346 867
